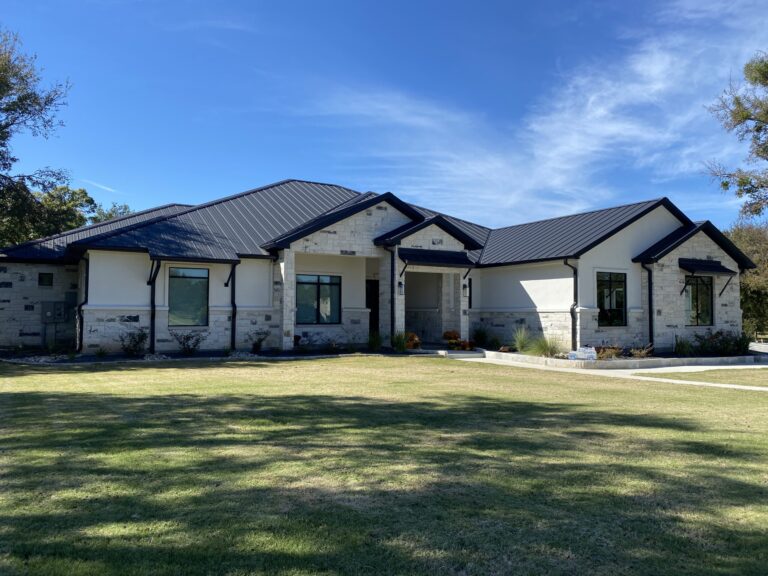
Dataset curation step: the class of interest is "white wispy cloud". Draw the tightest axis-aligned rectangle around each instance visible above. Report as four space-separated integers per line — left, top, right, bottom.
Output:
299 0 768 227
80 178 124 195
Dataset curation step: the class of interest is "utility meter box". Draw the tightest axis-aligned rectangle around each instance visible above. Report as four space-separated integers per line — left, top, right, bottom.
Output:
41 301 69 324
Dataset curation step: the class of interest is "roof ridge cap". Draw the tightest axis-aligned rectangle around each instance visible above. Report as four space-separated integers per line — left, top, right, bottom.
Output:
490 197 667 232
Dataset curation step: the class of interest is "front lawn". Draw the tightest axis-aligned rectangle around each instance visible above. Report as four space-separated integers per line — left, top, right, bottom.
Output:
1 357 767 575
645 367 768 387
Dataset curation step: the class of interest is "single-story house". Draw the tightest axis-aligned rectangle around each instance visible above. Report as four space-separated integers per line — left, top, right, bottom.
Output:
0 179 756 353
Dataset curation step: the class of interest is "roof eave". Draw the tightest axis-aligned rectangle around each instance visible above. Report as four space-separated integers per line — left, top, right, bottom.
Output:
477 255 580 268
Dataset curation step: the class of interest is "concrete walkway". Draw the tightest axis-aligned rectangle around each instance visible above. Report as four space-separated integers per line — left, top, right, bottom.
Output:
458 357 768 393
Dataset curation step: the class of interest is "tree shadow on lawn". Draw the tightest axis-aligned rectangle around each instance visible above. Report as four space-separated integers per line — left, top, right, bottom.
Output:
1 391 766 575
0 359 276 378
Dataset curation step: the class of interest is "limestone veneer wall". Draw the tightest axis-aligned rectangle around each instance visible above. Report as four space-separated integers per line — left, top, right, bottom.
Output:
399 224 465 251
469 310 572 349
0 262 79 348
651 231 743 351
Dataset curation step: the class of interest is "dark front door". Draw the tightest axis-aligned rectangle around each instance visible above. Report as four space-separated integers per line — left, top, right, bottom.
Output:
366 279 380 335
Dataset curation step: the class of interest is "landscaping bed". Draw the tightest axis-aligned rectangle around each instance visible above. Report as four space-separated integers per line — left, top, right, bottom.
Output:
482 349 765 370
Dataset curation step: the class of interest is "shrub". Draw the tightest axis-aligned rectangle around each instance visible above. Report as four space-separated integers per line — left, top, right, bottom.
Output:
246 329 271 354
596 345 621 360
472 327 488 348
489 336 502 351
674 335 694 357
630 344 654 358
442 330 460 341
693 330 751 356
94 347 108 358
392 332 408 353
512 326 531 352
170 330 208 356
119 328 148 357
447 339 475 351
405 332 421 350
368 331 382 352
527 337 562 357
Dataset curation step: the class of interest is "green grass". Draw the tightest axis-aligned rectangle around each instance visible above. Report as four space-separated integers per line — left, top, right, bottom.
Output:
645 367 768 387
1 357 767 575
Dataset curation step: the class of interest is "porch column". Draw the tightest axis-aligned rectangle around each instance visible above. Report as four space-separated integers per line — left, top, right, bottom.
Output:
440 272 467 340
378 250 392 342
393 247 406 336
280 248 295 350
459 273 469 341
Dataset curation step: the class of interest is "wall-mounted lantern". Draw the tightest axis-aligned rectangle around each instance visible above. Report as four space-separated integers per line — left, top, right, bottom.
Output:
462 283 468 297
398 281 404 296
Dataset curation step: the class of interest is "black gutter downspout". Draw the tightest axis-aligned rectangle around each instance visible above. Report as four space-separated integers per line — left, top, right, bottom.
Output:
147 260 162 354
76 258 90 352
564 258 578 352
384 246 396 343
641 263 654 347
225 262 239 350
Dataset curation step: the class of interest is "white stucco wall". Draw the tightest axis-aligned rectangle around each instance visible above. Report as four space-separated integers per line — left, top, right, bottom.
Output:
234 259 273 308
400 224 465 251
578 205 684 310
88 250 152 307
470 261 573 311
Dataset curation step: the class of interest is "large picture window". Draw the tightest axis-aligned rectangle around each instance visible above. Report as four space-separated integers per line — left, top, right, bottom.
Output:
296 274 341 324
685 276 713 326
169 268 209 326
597 272 626 327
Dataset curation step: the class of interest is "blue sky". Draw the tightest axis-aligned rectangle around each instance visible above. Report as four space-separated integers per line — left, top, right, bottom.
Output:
4 0 767 229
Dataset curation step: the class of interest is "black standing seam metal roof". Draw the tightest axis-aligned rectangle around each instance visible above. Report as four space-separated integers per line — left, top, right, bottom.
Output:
477 198 692 266
0 203 192 262
632 220 757 270
72 180 361 261
1 181 752 272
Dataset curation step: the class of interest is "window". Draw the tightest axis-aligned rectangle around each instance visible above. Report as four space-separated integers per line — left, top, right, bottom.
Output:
296 274 341 324
168 268 209 326
685 276 713 326
597 272 626 326
38 272 53 287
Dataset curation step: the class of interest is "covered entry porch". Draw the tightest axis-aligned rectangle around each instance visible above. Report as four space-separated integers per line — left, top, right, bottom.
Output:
397 248 473 344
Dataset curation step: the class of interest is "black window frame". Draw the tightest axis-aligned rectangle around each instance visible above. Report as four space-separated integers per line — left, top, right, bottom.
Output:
38 272 54 287
685 275 714 327
596 271 627 327
168 267 210 327
296 274 342 325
